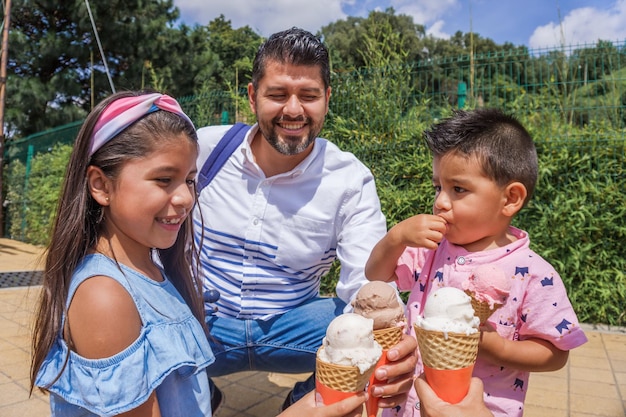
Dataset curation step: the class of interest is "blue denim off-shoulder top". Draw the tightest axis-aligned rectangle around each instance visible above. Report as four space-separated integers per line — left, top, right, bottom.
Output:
35 254 215 417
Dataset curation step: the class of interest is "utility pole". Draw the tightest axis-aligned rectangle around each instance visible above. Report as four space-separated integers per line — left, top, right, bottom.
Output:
0 0 12 237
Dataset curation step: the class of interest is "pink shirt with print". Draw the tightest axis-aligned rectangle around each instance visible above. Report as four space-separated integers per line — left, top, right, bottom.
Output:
383 226 588 417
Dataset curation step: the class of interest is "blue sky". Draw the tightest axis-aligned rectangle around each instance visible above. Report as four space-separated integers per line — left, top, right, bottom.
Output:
173 0 626 50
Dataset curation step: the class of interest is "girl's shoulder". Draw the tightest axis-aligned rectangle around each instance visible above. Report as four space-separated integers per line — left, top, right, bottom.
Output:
67 273 142 359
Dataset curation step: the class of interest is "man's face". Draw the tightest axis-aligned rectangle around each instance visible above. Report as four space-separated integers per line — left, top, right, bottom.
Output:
248 60 331 156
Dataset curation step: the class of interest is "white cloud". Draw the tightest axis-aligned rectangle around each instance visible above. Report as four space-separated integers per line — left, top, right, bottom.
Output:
392 0 461 39
425 20 450 40
173 0 462 40
391 0 457 22
529 0 626 49
174 0 349 36
390 0 458 39
176 0 626 49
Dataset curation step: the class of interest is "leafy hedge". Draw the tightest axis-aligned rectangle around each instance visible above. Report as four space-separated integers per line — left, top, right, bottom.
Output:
4 144 69 244
519 144 626 326
323 128 626 327
3 124 625 326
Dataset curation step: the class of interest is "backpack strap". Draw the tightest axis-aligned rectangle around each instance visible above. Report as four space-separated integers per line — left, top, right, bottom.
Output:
197 123 251 193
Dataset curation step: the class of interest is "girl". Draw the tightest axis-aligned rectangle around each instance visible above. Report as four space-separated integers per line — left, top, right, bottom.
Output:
28 89 370 417
29 90 215 416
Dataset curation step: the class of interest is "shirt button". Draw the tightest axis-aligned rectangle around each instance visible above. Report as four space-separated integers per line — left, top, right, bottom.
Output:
457 256 466 265
253 218 259 225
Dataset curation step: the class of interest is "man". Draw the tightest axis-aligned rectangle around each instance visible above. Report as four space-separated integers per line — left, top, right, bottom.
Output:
194 27 416 411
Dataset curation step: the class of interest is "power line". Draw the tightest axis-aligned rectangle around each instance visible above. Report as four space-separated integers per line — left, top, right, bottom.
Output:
84 0 115 93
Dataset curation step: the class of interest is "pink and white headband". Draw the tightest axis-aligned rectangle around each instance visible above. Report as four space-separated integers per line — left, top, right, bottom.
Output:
89 93 194 156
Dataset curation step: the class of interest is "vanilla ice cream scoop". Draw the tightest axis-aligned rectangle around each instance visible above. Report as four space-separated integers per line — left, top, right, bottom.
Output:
352 281 406 330
318 313 383 373
416 287 479 335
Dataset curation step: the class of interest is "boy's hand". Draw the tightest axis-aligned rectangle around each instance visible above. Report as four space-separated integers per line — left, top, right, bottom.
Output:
393 214 447 250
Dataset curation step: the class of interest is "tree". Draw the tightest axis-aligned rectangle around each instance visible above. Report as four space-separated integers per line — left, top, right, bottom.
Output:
319 8 427 70
205 15 263 93
189 15 262 127
6 0 214 138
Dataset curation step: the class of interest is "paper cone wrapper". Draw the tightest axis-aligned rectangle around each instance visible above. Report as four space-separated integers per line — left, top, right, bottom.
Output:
422 364 475 404
315 347 377 405
465 290 503 324
365 351 391 417
413 324 479 404
365 325 404 417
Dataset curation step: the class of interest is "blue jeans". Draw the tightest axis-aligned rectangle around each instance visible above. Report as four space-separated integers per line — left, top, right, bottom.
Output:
205 297 346 402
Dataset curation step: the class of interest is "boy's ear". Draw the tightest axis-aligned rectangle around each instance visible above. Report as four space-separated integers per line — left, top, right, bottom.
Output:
86 166 111 206
502 182 527 217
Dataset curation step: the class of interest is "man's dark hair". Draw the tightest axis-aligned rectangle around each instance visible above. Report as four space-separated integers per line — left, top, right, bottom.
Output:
251 27 330 90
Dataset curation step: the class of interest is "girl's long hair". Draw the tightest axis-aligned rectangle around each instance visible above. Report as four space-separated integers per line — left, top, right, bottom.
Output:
29 90 205 393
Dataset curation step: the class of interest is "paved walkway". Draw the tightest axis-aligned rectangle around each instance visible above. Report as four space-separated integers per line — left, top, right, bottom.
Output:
0 237 624 416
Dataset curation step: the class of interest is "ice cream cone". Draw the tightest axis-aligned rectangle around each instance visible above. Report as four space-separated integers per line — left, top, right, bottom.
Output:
466 290 503 324
462 265 510 325
373 325 404 349
365 325 405 417
413 323 480 404
315 346 377 405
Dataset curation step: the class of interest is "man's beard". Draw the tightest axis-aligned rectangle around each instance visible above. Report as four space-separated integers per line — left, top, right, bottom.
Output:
259 115 322 156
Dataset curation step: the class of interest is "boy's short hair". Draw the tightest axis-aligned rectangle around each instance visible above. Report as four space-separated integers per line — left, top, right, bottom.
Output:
424 108 538 205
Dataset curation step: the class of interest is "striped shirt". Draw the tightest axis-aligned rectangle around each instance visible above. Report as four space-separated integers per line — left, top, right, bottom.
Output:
194 124 387 320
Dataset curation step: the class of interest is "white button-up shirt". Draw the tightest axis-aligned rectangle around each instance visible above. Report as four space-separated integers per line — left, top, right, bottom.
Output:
194 124 387 320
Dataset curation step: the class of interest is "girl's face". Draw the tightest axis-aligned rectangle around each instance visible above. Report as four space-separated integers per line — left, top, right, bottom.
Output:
432 152 511 252
104 135 198 256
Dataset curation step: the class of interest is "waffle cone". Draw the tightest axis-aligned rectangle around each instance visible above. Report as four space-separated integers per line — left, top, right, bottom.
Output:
315 347 376 392
373 324 404 349
413 324 479 370
465 290 503 324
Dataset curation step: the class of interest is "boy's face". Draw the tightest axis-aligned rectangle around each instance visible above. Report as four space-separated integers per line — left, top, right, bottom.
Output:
432 152 513 252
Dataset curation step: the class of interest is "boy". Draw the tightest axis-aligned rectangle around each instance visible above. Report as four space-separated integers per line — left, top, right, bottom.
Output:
365 109 587 417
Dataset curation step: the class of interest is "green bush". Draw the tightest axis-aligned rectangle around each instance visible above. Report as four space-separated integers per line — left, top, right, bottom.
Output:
517 146 626 325
319 124 626 327
4 159 26 239
4 121 625 327
4 144 70 245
